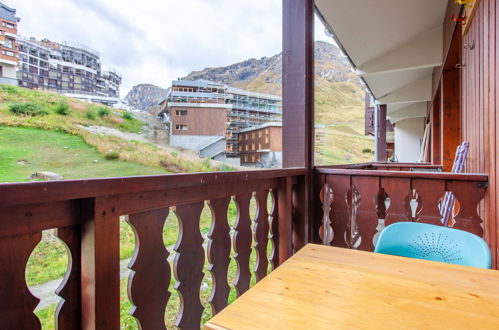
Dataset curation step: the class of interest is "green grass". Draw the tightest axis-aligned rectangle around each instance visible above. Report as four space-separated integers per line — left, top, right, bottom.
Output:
0 85 143 134
35 304 58 329
0 126 166 183
9 102 48 116
314 81 375 165
0 85 219 174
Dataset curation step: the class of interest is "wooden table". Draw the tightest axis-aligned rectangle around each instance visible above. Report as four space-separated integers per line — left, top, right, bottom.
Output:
205 244 499 329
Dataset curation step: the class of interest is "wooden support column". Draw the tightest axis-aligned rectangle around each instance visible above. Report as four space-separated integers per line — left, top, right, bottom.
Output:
440 24 461 172
375 104 387 162
431 89 441 165
282 0 314 168
282 0 314 248
440 68 461 172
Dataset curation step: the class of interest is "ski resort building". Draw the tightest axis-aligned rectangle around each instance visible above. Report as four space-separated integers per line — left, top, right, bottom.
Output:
0 3 19 85
161 79 282 163
238 122 282 167
16 36 121 105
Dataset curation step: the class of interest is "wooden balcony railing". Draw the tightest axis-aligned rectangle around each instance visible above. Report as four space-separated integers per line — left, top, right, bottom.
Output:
318 162 443 172
315 168 488 251
0 168 306 329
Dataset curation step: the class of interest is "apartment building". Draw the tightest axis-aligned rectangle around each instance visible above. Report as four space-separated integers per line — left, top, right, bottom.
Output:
17 37 121 103
0 3 19 85
238 122 282 167
162 79 281 158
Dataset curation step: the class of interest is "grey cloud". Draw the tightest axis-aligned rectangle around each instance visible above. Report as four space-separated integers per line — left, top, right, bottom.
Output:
14 0 331 95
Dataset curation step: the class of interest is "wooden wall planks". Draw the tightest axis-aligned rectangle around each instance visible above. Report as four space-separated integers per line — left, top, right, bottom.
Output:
461 0 498 268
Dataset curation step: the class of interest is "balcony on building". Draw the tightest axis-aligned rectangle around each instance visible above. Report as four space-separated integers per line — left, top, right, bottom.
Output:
0 0 498 329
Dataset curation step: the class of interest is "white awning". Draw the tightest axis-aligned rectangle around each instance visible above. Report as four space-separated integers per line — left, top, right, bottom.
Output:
315 0 448 122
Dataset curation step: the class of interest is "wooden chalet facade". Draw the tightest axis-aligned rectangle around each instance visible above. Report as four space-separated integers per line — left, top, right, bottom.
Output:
0 0 497 329
239 123 282 165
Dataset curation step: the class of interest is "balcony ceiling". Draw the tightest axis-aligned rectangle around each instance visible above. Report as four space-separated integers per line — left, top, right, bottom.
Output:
315 0 448 123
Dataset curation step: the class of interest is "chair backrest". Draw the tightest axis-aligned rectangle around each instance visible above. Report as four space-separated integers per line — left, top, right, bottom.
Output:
441 141 469 226
374 222 491 269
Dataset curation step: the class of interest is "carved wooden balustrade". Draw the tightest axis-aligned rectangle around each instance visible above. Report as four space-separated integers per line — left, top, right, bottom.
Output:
315 168 488 250
0 168 306 329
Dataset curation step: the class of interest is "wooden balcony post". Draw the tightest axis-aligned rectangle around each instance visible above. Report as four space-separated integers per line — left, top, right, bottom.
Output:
80 197 120 329
375 104 387 162
282 0 314 249
440 68 461 172
282 0 314 168
431 90 442 165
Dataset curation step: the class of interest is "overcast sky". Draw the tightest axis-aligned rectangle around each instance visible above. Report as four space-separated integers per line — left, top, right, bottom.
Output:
13 0 331 95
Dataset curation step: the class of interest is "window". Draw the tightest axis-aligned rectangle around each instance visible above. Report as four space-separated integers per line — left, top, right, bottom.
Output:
4 38 13 48
175 110 188 116
2 21 15 29
2 50 14 56
175 125 188 131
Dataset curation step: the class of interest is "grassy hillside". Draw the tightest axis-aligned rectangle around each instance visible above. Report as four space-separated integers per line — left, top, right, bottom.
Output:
0 126 165 182
0 85 218 180
314 80 374 164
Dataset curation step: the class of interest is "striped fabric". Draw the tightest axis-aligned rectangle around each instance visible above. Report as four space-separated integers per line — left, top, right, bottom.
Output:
441 141 469 226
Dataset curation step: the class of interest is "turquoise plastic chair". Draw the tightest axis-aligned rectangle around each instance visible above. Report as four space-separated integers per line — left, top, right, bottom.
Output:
374 222 492 269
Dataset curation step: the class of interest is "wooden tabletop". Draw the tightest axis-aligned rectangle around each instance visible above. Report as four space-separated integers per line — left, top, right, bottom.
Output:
204 244 499 329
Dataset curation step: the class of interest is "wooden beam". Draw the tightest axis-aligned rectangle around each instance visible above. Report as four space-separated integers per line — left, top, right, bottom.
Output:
440 68 461 172
431 90 441 165
282 0 314 168
0 168 306 208
376 104 388 162
440 26 462 172
282 0 315 247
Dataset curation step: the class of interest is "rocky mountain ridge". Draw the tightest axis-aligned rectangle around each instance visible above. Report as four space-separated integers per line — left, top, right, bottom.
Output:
183 41 360 95
124 84 169 111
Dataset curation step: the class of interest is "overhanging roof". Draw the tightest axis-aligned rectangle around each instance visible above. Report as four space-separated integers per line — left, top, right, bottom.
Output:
315 0 448 123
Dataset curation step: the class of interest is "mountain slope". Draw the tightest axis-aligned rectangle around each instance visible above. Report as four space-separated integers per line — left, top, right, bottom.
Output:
183 41 373 164
183 41 361 98
124 84 169 111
